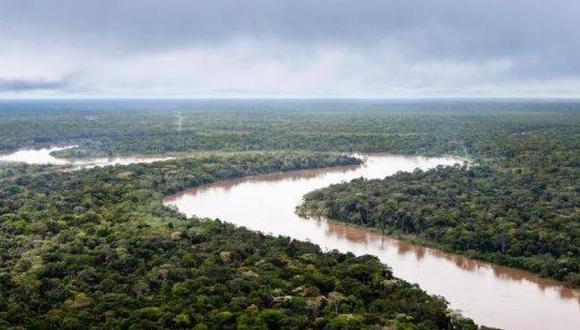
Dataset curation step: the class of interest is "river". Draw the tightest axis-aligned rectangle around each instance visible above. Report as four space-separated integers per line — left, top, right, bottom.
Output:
0 146 173 168
164 154 580 330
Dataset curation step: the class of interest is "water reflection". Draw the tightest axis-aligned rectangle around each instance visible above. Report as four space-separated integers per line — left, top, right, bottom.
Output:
323 219 579 302
0 146 173 168
165 154 580 330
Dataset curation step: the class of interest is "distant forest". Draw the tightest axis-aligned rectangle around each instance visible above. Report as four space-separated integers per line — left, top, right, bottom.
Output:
2 99 578 158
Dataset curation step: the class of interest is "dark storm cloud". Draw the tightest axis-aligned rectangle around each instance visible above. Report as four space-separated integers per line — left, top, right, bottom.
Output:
0 77 69 92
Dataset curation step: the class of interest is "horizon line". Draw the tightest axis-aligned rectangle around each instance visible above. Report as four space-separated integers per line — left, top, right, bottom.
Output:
2 95 580 102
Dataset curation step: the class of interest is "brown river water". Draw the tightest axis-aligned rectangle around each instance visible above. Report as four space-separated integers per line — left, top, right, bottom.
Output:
165 154 580 330
2 148 578 329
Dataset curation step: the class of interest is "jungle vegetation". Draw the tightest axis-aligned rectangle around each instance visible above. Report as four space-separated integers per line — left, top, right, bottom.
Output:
0 98 578 328
0 152 479 329
298 122 580 285
1 99 578 159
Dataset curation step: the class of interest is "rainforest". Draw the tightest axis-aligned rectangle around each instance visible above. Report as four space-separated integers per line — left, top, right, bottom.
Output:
0 99 578 329
2 0 580 328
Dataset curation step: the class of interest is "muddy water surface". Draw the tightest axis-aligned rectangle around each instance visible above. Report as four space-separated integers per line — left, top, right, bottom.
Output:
165 154 580 330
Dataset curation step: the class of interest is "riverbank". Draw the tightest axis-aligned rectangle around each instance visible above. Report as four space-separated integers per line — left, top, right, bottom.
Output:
165 154 580 330
297 160 580 287
298 209 580 291
0 152 480 329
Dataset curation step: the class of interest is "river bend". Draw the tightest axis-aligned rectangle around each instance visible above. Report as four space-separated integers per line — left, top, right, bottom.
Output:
165 154 580 330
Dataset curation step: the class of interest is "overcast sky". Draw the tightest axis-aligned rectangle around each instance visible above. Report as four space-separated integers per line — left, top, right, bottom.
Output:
1 0 579 98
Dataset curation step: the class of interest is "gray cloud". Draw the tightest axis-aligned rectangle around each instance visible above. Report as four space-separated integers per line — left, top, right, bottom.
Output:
0 77 69 92
0 0 579 96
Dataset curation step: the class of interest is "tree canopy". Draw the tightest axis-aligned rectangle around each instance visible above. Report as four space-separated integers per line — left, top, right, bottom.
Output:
0 152 478 329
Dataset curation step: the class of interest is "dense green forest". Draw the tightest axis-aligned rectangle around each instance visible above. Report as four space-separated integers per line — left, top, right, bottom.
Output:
0 163 56 181
0 152 480 329
0 99 578 328
299 123 580 285
1 99 578 158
